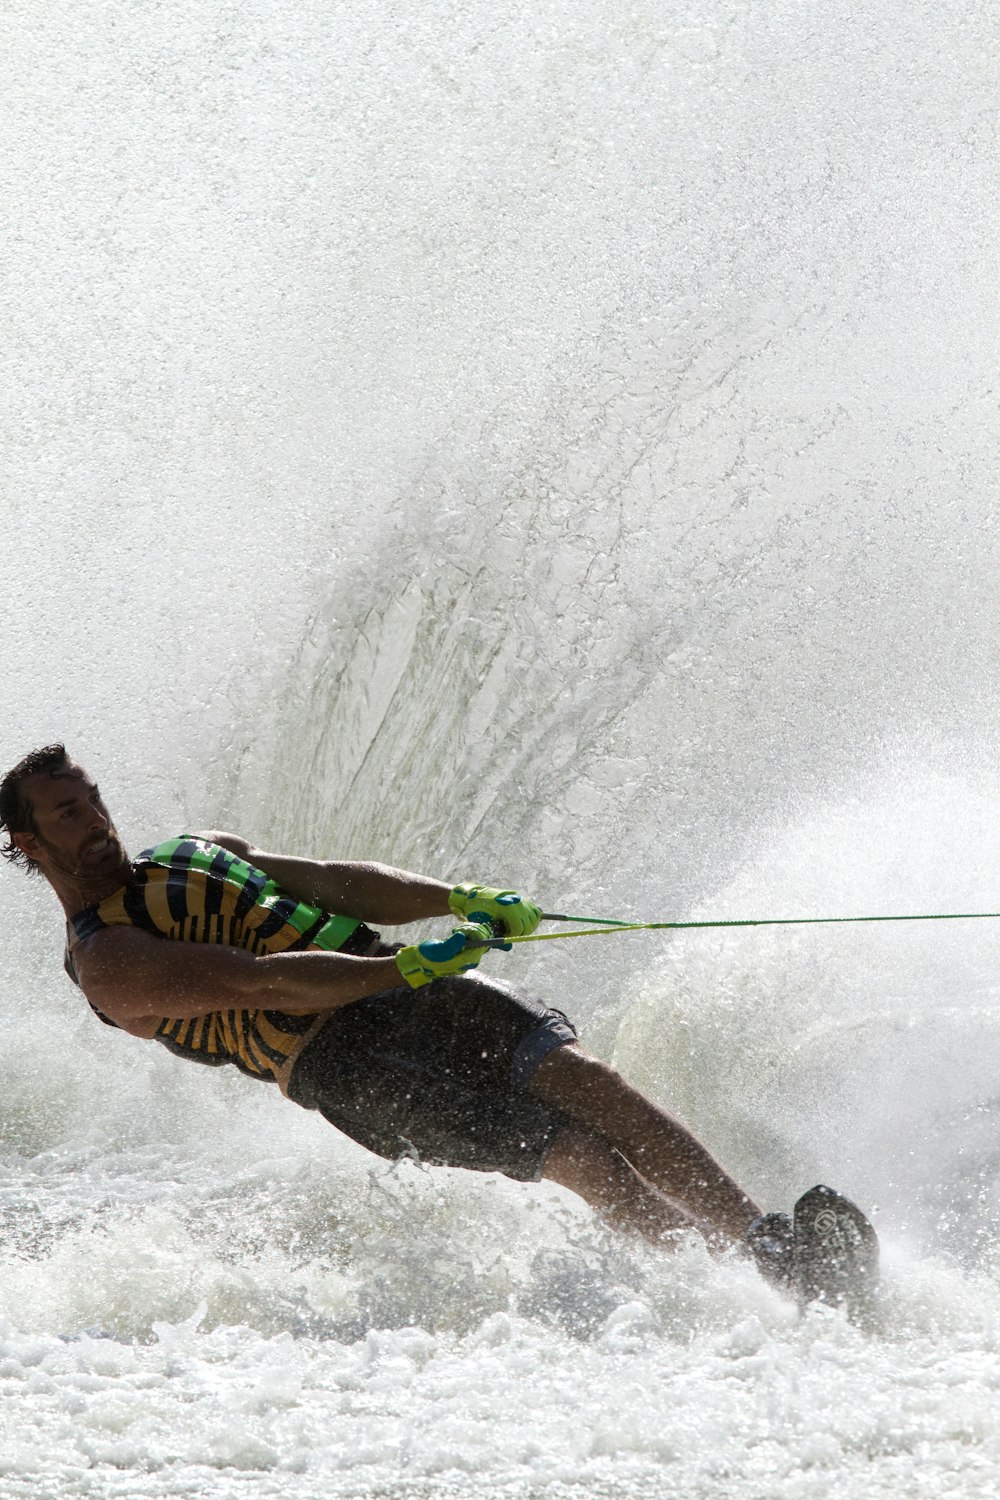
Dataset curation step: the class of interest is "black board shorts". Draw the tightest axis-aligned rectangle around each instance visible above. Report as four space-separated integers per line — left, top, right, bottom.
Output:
287 964 578 1182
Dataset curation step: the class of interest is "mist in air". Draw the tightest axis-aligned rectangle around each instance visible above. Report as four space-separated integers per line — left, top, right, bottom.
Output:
2 2 999 1496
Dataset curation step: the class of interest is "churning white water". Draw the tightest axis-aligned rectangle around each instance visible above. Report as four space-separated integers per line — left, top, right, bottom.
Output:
3 1 1000 1495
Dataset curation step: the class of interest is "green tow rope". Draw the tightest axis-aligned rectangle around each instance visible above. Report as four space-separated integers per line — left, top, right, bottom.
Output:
481 908 1000 947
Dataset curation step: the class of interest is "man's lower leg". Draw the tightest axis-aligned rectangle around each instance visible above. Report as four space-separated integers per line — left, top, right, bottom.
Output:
541 1125 697 1246
529 1044 760 1246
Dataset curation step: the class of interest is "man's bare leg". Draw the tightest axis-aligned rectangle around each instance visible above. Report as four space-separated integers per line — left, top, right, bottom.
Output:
528 1043 760 1247
541 1123 697 1247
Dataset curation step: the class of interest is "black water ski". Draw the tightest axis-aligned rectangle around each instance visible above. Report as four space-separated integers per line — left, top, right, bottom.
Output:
793 1184 879 1324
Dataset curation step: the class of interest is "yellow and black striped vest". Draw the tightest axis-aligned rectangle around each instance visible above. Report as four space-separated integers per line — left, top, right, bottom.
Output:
65 837 369 1083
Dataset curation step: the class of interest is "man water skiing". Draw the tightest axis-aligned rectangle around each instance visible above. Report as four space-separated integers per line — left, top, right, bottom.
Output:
0 744 876 1311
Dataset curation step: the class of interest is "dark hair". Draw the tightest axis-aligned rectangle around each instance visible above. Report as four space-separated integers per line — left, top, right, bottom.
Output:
0 743 71 869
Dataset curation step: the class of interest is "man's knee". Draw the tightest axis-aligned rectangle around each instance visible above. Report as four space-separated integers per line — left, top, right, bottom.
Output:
528 1042 630 1111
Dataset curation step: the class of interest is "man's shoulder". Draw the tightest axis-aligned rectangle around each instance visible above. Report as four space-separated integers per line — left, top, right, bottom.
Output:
69 922 161 994
75 922 162 965
70 925 178 1039
133 833 256 871
187 831 254 861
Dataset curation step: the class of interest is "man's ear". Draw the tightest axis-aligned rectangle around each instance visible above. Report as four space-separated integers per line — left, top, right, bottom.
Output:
12 831 40 861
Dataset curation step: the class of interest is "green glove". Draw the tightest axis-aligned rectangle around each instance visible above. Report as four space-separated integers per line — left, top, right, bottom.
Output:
395 922 493 990
449 883 542 938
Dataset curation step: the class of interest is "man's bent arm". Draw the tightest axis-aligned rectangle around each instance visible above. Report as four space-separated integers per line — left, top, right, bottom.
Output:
197 831 454 925
75 925 407 1030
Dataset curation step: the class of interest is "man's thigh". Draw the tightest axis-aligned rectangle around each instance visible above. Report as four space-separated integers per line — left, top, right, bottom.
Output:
287 975 576 1180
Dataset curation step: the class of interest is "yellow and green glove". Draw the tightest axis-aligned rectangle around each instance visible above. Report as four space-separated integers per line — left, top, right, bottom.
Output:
395 922 493 990
448 883 542 938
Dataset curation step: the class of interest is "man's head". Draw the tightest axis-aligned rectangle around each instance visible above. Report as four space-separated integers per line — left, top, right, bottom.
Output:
0 746 128 893
1 744 72 871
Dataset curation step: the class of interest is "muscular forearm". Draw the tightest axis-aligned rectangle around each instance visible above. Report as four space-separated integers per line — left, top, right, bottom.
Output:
292 860 454 925
251 949 406 1013
204 834 454 925
79 932 412 1026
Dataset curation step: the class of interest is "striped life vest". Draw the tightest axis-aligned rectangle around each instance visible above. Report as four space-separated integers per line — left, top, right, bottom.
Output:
65 837 369 1083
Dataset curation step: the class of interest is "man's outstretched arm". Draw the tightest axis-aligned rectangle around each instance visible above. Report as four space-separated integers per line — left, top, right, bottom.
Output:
197 831 454 925
75 915 497 1034
199 834 545 939
75 924 409 1033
